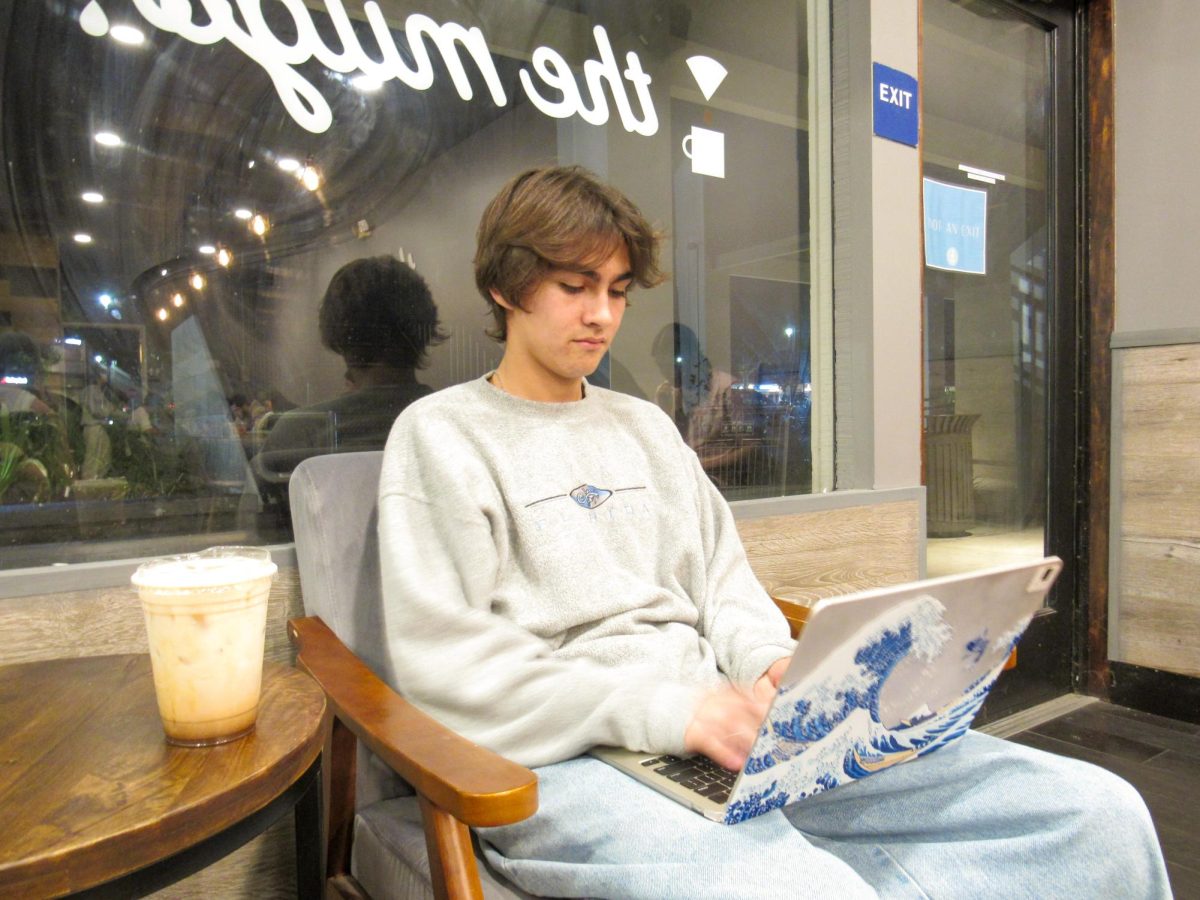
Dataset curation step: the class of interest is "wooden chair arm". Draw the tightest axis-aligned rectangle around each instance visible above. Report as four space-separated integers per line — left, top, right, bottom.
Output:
771 596 811 640
288 616 537 828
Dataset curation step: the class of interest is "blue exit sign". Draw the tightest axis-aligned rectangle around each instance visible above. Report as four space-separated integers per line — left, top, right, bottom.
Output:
873 62 919 147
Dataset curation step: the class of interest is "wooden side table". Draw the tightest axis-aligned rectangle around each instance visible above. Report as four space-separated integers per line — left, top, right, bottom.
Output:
0 654 326 898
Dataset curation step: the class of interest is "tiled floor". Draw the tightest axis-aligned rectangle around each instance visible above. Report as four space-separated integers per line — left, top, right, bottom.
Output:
1005 700 1200 899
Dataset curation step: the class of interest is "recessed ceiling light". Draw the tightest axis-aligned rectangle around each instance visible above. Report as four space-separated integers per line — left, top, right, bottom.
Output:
190 272 206 290
157 308 169 321
109 24 145 45
198 244 216 255
94 354 104 364
216 247 233 267
234 208 253 220
277 157 301 172
81 191 105 203
160 268 169 276
94 131 122 147
171 292 185 307
351 74 383 92
300 165 321 191
98 293 113 308
250 213 269 236
74 233 93 244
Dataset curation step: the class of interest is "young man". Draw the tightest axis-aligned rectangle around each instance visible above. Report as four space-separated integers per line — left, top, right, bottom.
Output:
379 166 1169 898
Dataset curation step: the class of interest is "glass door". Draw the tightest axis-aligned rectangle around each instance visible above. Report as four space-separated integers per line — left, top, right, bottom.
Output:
922 0 1079 716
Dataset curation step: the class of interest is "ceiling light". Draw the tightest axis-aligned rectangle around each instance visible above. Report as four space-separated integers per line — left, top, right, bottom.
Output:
171 292 184 307
156 308 169 321
94 131 122 147
300 165 321 191
234 208 253 220
277 157 300 172
190 272 206 290
216 247 233 267
81 191 104 203
73 233 93 244
98 293 113 308
250 213 269 236
198 244 216 255
64 337 82 346
109 24 145 45
160 268 169 276
94 354 104 364
351 74 383 92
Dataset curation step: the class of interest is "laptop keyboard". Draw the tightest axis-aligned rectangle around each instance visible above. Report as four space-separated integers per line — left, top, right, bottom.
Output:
640 754 737 804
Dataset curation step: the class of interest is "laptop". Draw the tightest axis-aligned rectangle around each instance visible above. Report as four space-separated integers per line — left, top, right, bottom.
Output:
590 557 1062 824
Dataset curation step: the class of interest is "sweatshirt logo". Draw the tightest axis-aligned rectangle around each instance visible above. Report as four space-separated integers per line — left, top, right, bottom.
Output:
569 484 612 510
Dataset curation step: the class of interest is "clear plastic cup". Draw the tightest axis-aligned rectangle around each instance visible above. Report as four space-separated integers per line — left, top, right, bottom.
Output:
132 546 277 746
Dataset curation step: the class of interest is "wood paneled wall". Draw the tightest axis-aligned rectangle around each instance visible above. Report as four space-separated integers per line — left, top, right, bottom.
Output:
1113 343 1200 677
736 499 921 603
0 497 920 896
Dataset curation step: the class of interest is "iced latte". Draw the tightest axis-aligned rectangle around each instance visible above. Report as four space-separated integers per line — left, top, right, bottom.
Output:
132 546 277 746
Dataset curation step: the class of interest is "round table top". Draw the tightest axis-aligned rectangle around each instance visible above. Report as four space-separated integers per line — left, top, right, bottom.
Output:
0 654 326 897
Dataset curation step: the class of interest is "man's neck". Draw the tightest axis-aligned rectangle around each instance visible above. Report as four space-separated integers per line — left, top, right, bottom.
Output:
491 364 584 403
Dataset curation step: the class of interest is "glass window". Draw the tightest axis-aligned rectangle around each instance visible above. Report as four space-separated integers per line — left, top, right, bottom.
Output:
0 0 824 566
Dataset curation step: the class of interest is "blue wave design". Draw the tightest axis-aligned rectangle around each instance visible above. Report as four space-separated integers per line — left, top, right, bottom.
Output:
772 623 914 743
964 631 988 664
723 782 790 824
725 595 1015 825
744 751 778 774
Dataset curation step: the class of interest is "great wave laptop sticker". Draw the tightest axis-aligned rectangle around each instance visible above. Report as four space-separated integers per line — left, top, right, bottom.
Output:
590 557 1062 824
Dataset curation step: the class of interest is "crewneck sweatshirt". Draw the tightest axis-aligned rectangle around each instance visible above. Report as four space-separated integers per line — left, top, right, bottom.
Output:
378 375 795 768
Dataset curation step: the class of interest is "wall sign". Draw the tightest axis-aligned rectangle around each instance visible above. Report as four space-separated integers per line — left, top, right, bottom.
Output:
923 178 987 275
872 62 918 147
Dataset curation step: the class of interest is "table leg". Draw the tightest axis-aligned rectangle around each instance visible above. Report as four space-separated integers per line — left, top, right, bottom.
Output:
294 757 324 899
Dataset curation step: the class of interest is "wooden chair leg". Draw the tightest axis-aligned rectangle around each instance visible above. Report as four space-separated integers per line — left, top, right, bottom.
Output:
419 795 484 900
326 715 358 882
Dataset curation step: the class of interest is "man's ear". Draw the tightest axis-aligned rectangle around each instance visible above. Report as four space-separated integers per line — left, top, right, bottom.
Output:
490 287 517 312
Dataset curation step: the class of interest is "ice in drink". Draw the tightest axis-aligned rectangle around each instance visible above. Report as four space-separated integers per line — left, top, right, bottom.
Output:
132 546 277 746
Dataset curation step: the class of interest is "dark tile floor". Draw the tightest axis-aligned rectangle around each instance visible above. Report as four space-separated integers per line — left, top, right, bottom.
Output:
1008 702 1200 899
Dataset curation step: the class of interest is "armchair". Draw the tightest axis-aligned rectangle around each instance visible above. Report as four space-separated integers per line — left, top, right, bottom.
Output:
287 450 537 899
286 450 813 899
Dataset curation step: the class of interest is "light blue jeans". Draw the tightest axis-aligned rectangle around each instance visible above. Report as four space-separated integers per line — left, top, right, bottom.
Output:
479 732 1171 899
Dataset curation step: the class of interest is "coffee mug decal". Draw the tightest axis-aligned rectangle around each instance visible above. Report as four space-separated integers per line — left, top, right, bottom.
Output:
682 126 725 179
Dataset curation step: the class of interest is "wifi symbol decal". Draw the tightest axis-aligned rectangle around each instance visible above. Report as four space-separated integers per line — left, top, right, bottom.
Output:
686 55 727 101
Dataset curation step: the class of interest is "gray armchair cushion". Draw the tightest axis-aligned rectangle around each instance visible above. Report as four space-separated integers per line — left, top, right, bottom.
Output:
289 450 530 898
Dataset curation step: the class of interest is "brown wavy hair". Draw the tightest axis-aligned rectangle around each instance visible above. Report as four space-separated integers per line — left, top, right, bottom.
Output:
473 165 665 341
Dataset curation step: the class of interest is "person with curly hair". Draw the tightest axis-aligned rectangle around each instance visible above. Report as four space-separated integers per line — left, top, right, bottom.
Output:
255 256 446 488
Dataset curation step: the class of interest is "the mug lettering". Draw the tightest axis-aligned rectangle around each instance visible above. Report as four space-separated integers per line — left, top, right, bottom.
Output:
117 0 659 136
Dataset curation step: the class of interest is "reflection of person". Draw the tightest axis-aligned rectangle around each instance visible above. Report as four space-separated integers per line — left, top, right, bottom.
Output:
0 332 53 415
377 166 1168 898
256 256 446 483
80 372 115 479
0 332 62 502
130 392 168 434
652 322 757 484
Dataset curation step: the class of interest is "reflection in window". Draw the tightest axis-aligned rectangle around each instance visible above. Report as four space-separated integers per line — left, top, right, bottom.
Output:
0 0 820 565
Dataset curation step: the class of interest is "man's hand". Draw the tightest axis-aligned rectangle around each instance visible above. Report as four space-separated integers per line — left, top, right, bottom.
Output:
752 657 790 704
684 657 792 771
683 686 770 771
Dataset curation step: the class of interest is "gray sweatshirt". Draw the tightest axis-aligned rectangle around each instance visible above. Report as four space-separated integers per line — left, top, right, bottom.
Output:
378 375 795 768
